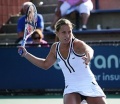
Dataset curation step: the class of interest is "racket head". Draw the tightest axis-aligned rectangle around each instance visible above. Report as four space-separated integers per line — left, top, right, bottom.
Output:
19 3 37 55
25 4 37 31
21 3 38 47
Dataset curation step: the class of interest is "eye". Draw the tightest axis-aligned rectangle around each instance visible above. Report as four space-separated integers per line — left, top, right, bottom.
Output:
68 31 71 34
62 31 66 34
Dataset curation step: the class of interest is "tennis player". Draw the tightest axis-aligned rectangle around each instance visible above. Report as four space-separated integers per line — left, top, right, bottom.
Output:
18 18 107 104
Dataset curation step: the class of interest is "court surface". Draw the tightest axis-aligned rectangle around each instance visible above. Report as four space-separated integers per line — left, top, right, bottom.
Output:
0 94 120 104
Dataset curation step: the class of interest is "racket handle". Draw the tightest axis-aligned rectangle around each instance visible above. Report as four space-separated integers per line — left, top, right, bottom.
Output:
19 39 25 55
18 49 23 55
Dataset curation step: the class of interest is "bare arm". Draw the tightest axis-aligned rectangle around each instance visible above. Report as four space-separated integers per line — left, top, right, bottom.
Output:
18 43 57 70
55 1 63 16
57 0 64 8
82 41 94 65
74 39 94 65
83 42 94 60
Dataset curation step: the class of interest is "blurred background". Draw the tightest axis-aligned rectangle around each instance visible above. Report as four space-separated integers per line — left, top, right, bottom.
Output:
0 0 120 99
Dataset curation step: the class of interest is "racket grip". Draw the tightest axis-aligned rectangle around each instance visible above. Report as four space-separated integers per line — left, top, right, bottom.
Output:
18 49 23 55
19 39 25 55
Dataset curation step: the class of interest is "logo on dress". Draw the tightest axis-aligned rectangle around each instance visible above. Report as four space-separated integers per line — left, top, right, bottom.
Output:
57 58 60 62
65 85 68 88
72 57 75 59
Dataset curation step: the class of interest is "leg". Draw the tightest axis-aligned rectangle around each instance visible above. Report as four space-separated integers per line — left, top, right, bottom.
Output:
80 13 90 27
51 14 61 29
45 9 61 32
46 1 71 32
51 1 71 29
76 0 93 30
45 11 61 32
64 93 81 104
87 97 107 104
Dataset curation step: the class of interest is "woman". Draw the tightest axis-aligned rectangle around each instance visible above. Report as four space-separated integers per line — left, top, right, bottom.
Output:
30 29 49 47
18 18 107 104
46 0 93 32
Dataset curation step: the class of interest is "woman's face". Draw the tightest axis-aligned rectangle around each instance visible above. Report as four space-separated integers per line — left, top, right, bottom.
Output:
56 24 73 43
33 34 40 43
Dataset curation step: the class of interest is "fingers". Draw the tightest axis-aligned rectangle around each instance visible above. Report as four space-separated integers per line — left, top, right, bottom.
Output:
82 56 89 65
82 50 91 65
18 46 24 57
18 46 27 57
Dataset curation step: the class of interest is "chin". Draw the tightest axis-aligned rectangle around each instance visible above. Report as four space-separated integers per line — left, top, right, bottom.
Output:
63 39 70 43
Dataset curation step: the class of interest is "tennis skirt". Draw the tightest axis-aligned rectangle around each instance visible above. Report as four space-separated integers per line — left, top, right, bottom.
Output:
63 80 106 97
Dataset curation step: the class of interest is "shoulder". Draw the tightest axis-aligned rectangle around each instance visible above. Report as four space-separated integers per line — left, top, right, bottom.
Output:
37 14 43 19
18 16 25 24
18 15 25 21
50 42 59 53
51 42 58 49
73 38 92 52
73 38 88 51
37 14 44 23
73 38 86 46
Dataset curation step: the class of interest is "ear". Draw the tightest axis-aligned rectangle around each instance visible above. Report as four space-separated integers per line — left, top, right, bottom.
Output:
54 31 58 36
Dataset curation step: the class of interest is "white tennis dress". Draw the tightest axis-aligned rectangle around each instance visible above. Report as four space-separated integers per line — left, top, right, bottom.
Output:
56 39 106 97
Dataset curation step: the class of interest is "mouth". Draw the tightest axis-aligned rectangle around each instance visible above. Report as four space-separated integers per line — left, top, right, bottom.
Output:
63 38 70 43
64 38 68 41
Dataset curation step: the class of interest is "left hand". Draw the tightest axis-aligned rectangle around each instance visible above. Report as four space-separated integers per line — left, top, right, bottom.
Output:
82 52 90 65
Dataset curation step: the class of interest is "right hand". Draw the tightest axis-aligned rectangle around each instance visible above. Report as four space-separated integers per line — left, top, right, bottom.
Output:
18 46 28 57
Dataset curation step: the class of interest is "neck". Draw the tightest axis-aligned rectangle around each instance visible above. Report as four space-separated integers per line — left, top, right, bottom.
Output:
60 40 71 48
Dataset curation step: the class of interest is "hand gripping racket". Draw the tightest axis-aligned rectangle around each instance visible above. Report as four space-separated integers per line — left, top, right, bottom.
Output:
19 4 37 55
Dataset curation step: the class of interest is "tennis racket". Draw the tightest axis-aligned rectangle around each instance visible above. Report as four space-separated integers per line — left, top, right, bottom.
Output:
19 3 37 55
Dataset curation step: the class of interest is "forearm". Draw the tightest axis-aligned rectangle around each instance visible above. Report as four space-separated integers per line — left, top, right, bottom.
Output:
85 47 94 60
24 52 47 70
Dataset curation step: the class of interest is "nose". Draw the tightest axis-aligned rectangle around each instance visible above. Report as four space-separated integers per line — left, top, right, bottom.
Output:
65 32 70 37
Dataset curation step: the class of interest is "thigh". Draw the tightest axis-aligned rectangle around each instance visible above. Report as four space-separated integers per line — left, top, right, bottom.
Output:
87 97 107 104
64 93 81 104
76 1 93 15
60 1 71 16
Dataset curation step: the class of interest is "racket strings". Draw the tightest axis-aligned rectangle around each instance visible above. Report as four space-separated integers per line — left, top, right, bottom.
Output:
25 4 38 34
22 3 38 45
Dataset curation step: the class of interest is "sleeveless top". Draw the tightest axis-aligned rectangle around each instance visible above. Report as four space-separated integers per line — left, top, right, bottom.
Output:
56 39 106 97
56 39 96 87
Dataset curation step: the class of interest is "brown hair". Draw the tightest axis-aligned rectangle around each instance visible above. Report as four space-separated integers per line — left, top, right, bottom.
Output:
54 18 75 42
54 18 74 32
31 29 44 39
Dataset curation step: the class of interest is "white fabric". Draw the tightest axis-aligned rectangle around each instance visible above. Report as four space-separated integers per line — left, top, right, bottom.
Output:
60 0 93 16
56 39 106 97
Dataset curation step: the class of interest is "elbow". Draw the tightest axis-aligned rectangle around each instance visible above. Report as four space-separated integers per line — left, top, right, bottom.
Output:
37 61 52 70
44 67 49 70
40 65 50 70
